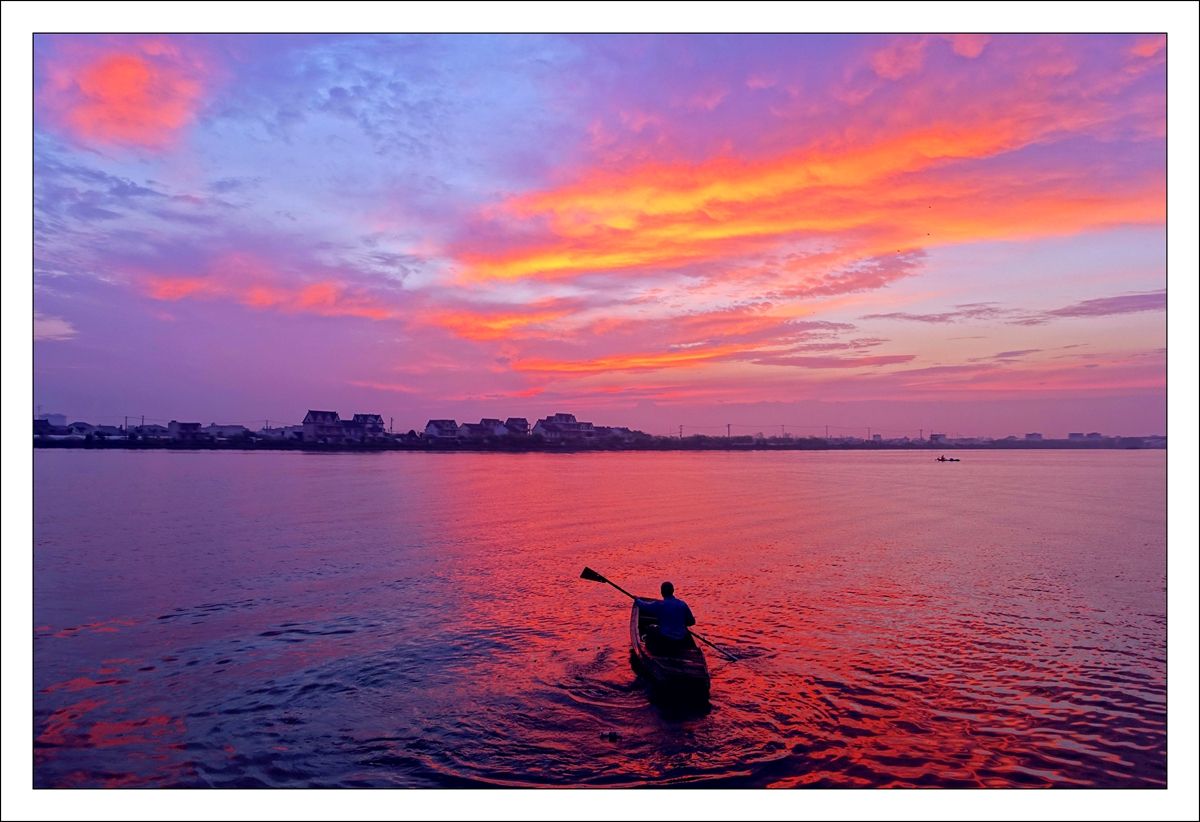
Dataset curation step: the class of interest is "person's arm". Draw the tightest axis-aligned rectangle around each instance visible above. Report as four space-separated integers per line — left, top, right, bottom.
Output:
684 604 696 627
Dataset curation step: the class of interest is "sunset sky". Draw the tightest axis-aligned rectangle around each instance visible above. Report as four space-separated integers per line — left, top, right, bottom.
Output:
31 33 1167 437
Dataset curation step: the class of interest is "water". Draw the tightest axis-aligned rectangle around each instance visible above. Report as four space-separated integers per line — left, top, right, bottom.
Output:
33 449 1166 788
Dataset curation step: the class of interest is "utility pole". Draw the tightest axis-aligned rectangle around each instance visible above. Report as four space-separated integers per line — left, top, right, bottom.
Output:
867 426 871 439
679 424 683 439
726 423 731 438
919 428 923 441
124 415 128 432
825 424 829 439
390 416 394 434
780 424 785 438
141 415 145 427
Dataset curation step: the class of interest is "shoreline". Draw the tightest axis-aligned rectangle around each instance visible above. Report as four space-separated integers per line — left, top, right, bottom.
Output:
33 438 1165 454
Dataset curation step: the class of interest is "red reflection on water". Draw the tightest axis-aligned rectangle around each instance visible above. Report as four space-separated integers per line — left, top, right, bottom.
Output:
37 698 104 747
88 714 184 749
50 618 136 639
42 676 129 693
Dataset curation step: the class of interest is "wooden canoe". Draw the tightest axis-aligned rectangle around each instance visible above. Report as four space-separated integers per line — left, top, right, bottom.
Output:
629 599 710 702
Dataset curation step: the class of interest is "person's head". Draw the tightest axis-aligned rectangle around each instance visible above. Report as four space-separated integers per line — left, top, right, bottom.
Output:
660 581 675 598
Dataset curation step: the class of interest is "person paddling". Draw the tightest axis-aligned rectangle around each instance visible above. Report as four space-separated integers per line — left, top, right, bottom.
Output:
635 582 696 653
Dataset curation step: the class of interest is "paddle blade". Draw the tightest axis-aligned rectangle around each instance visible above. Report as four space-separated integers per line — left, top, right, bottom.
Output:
580 566 608 584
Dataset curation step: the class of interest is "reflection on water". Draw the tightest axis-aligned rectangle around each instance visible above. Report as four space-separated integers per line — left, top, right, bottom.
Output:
34 450 1166 787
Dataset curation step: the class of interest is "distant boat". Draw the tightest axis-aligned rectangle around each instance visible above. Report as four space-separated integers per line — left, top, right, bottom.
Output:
935 456 961 462
630 600 710 703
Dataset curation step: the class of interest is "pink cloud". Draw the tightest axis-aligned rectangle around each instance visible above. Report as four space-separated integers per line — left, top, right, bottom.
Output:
870 38 929 80
37 38 209 149
140 252 397 321
946 35 990 59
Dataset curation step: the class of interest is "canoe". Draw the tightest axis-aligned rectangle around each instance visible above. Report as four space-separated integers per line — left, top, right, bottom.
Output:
629 600 710 702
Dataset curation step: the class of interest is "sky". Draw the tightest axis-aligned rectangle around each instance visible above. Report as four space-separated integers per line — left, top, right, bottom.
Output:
31 33 1167 438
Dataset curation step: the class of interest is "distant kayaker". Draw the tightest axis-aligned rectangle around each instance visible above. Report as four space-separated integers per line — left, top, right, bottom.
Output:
636 582 696 651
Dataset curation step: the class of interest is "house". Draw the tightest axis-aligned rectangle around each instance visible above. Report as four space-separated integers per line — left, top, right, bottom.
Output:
168 421 204 441
533 413 597 441
1068 432 1085 440
1024 433 1043 441
1085 432 1104 440
480 418 507 436
258 425 304 441
203 423 251 439
458 419 507 439
424 419 459 440
929 432 947 444
37 413 67 427
504 417 530 436
133 424 170 439
341 418 366 442
67 421 96 436
302 410 343 443
351 413 387 440
34 419 52 436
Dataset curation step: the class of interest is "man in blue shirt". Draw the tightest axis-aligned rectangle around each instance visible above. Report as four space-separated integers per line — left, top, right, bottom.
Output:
636 581 696 652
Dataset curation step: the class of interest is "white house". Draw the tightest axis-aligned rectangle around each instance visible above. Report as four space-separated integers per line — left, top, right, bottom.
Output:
424 419 459 440
303 410 343 443
533 413 597 441
351 413 387 440
259 425 304 441
458 418 507 438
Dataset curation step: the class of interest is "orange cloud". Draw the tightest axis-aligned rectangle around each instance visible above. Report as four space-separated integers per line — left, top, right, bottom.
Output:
38 40 207 148
427 306 572 341
140 253 396 320
457 109 1161 284
513 342 760 374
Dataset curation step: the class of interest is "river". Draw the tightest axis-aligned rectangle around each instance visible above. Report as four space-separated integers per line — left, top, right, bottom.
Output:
33 449 1166 787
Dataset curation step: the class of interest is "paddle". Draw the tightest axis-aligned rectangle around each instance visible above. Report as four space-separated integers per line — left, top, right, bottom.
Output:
579 566 738 662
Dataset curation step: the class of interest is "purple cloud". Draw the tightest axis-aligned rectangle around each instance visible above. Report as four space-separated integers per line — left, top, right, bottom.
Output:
860 302 1010 323
1011 289 1166 325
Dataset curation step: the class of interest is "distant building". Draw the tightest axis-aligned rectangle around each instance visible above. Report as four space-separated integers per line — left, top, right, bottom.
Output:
872 433 882 442
533 412 596 441
204 423 251 439
33 419 52 436
424 419 459 440
1024 433 1043 441
168 421 203 441
351 413 387 440
1068 432 1085 440
67 421 96 436
340 418 366 442
133 424 170 439
504 417 530 436
302 410 343 443
36 413 67 427
259 425 304 441
929 432 947 444
458 419 507 439
1086 432 1104 440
